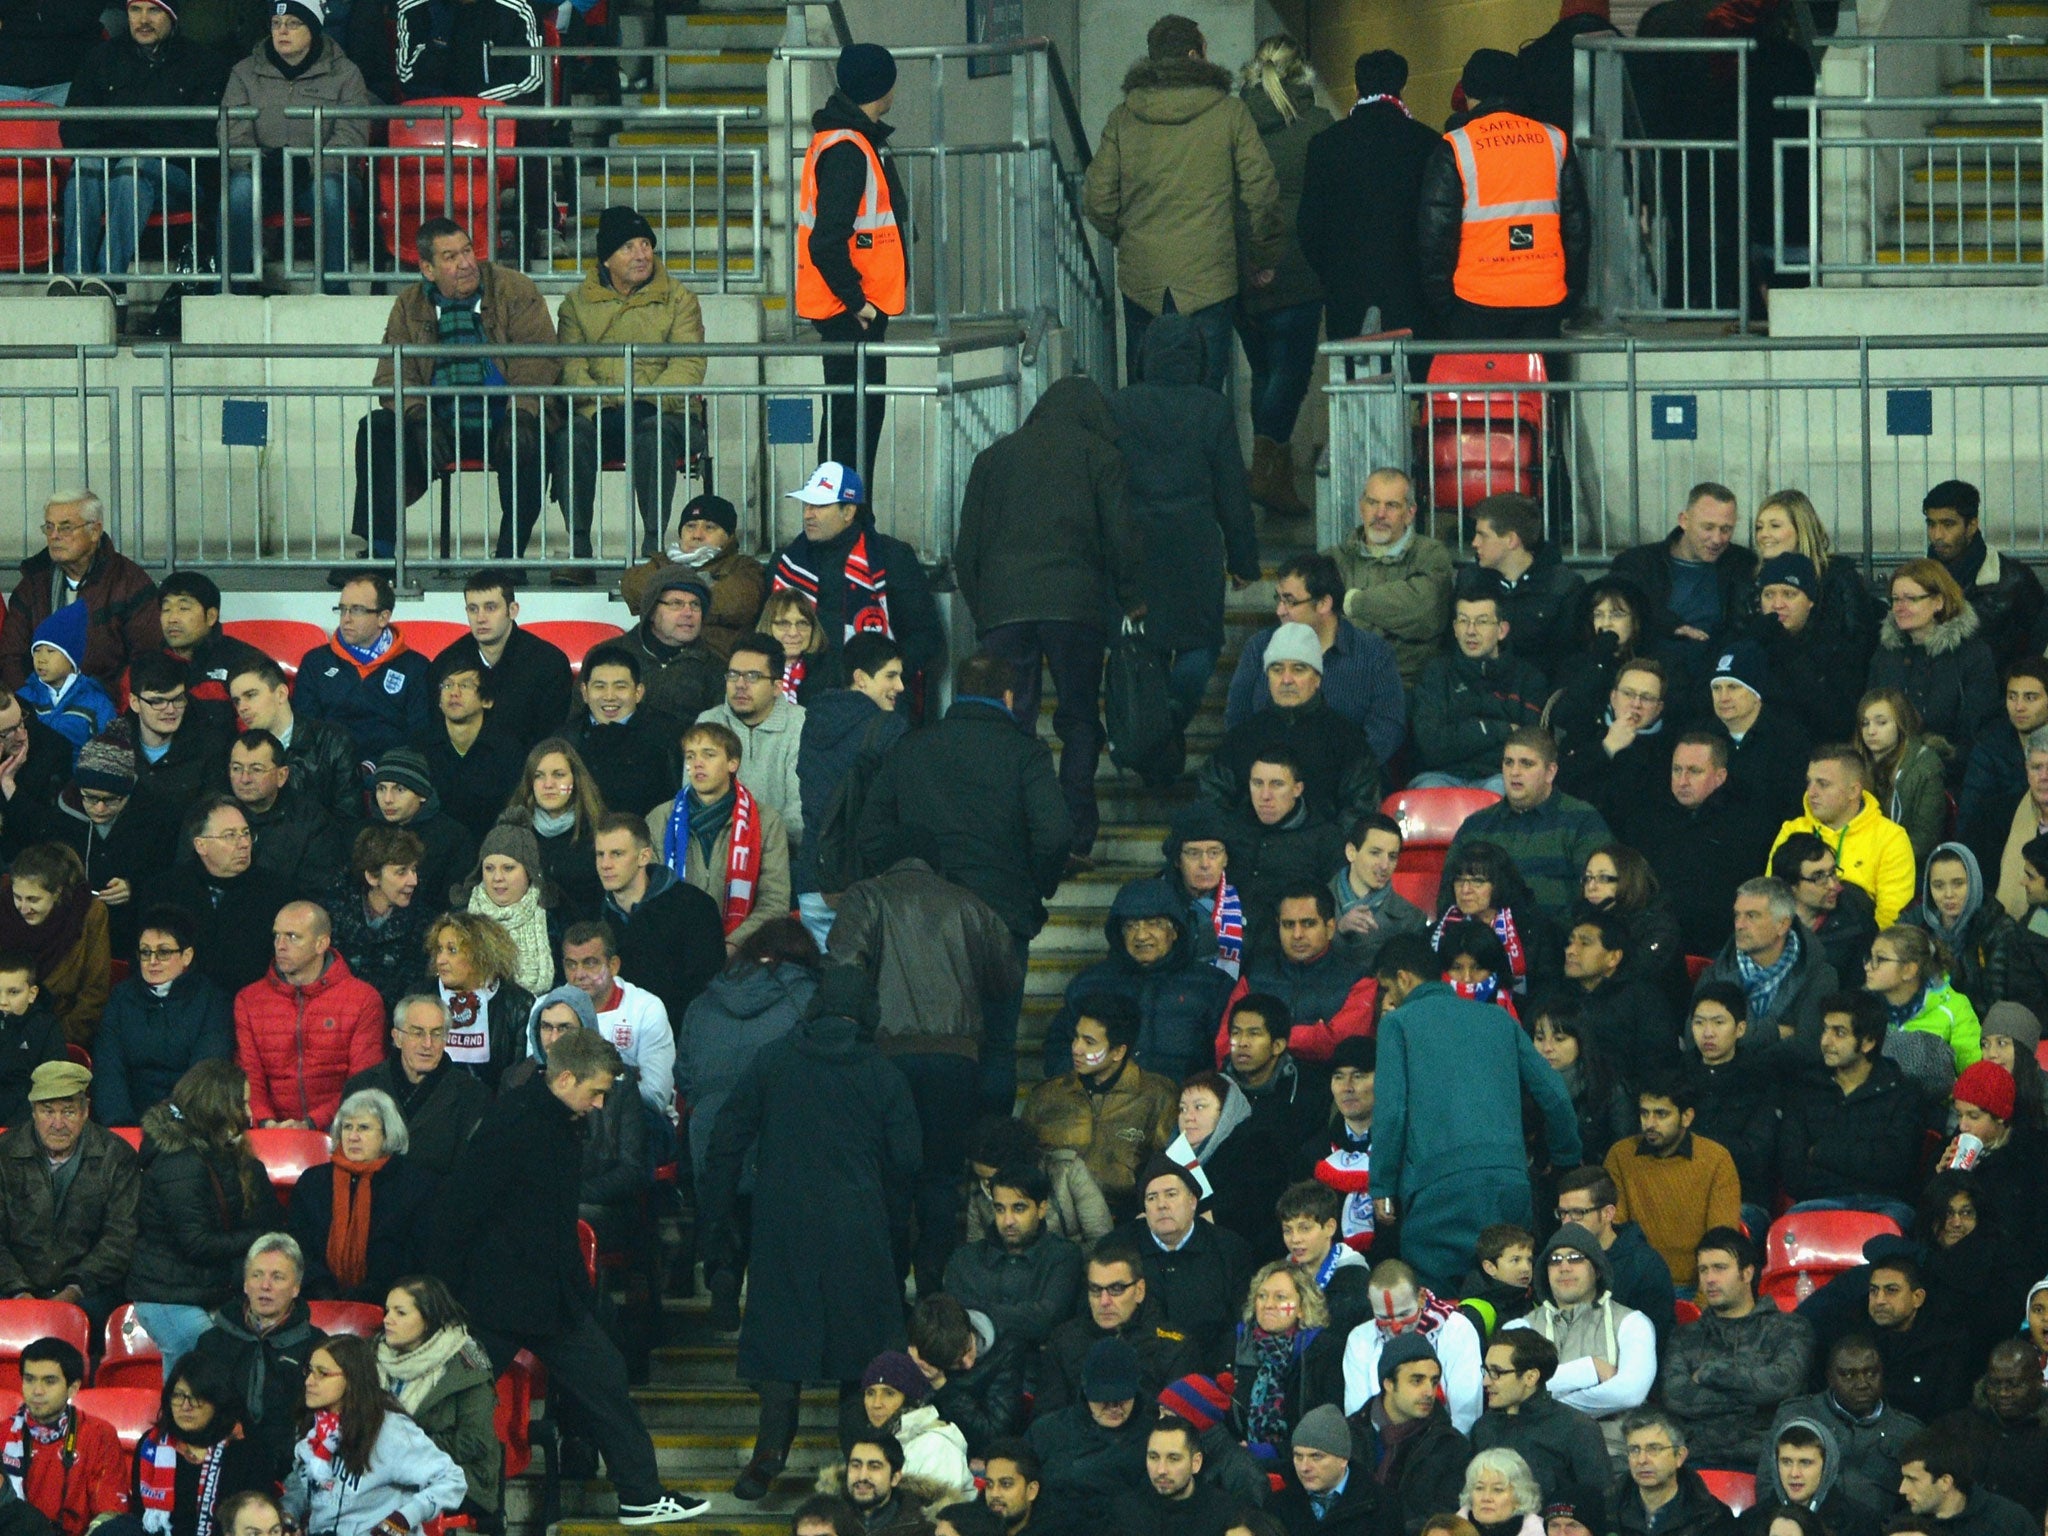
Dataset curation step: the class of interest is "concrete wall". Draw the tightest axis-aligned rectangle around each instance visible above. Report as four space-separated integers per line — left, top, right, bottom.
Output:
1300 0 1561 132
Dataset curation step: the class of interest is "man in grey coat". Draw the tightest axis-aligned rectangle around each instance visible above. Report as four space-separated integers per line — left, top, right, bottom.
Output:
1660 1227 1816 1468
1470 1329 1611 1503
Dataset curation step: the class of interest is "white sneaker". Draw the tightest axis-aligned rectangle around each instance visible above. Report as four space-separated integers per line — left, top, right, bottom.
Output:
618 1494 709 1525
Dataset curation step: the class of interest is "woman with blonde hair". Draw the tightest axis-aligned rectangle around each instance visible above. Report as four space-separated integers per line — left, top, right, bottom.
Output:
422 914 534 1090
1746 487 1878 655
1227 1260 1333 1468
1857 687 1951 866
1863 924 1982 1095
1458 1448 1545 1536
1236 34 1332 519
1868 558 2000 773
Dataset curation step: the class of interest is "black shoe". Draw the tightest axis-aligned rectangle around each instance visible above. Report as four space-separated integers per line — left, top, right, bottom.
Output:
731 1457 783 1502
706 1269 741 1333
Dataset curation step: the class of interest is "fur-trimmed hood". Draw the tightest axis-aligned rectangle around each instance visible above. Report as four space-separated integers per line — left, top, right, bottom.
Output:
1879 600 1982 655
812 1463 964 1516
1119 54 1235 121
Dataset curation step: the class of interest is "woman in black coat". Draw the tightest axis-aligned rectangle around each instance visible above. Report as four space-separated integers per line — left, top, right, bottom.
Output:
1546 574 1659 748
1110 314 1261 727
697 967 920 1501
129 1351 275 1536
93 914 233 1127
1867 560 2001 781
126 1059 285 1375
286 1088 434 1303
1167 1071 1288 1254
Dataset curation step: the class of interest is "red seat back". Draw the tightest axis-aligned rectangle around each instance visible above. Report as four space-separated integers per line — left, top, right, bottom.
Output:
0 108 65 272
577 1219 597 1287
0 1300 89 1389
1381 788 1501 847
73 1388 160 1453
1764 1209 1903 1275
1390 868 1437 914
376 97 514 268
222 620 329 681
493 1349 542 1478
399 619 470 660
1672 1298 1701 1324
1685 954 1712 984
98 1305 163 1393
1698 1472 1756 1514
308 1301 386 1338
245 1127 332 1194
1423 351 1548 432
525 620 627 678
2037 1038 2048 1071
109 1127 142 1150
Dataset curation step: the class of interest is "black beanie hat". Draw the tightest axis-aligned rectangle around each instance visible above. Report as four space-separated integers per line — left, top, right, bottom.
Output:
836 42 897 105
1461 48 1521 103
678 494 738 538
596 205 656 269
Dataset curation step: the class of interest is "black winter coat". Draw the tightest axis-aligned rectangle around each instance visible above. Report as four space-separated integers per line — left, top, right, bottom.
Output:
1620 784 1779 957
34 790 179 958
411 724 525 846
427 1072 595 1342
1411 649 1549 781
492 808 603 925
0 1007 66 1128
1468 1388 1611 1505
771 518 945 681
1223 805 1346 951
323 886 433 1018
1755 606 1873 746
92 971 233 1127
1685 1045 1782 1204
281 716 364 827
1132 1215 1254 1363
374 804 476 931
1937 1397 2048 1522
1347 1406 1469 1536
142 868 288 999
1269 1467 1383 1536
1028 1402 1156 1530
603 866 724 1031
187 1301 326 1480
1557 725 1676 832
1814 883 1880 986
133 721 232 824
488 1057 648 1217
1416 111 1591 319
939 1231 1083 1348
243 793 346 897
1868 609 2002 777
562 708 684 821
340 1057 488 1180
1615 1470 1739 1536
618 623 723 730
1575 973 1679 1080
434 627 574 751
1611 531 1760 659
956 375 1141 630
930 1329 1028 1457
793 686 907 894
858 698 1071 941
697 1012 922 1382
1243 946 1375 1039
61 33 231 148
1036 1299 1198 1416
1712 703 1815 826
287 1154 434 1301
1110 315 1261 652
125 1102 283 1307
1777 1057 1932 1205
1948 539 2046 668
1297 99 1445 338
1199 693 1381 830
392 0 544 103
1476 544 1585 680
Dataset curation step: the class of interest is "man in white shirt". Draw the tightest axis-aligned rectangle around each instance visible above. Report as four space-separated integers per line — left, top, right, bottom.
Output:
1341 1255 1485 1432
560 919 676 1141
1507 1222 1657 1459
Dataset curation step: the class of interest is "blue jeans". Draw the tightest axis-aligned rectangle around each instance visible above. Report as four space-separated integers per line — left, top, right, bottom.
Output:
1124 292 1235 394
64 157 191 278
228 167 348 293
1787 1196 1918 1229
132 1302 212 1380
0 83 69 104
1239 298 1323 441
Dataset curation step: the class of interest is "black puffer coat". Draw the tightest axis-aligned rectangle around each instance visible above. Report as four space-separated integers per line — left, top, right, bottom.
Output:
91 970 234 1128
1109 316 1261 651
124 1101 284 1307
1868 606 2002 779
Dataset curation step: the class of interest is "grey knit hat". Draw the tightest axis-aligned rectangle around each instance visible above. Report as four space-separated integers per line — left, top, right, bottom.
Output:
73 726 137 796
374 747 434 802
479 822 544 888
1291 1404 1352 1461
1983 1001 2042 1053
1376 1332 1438 1384
1263 622 1325 675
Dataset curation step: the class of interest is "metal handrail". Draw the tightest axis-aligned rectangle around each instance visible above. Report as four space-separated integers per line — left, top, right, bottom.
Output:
484 43 771 107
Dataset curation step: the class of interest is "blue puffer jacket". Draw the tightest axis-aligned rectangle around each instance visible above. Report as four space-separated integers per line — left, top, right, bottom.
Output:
92 971 234 1127
1042 878 1235 1085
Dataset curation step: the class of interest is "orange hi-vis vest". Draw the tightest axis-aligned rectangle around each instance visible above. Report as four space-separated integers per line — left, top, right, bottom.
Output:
1446 113 1568 309
795 126 906 321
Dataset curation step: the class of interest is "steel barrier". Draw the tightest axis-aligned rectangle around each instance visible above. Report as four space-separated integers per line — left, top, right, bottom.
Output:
1321 332 2048 570
79 333 1023 586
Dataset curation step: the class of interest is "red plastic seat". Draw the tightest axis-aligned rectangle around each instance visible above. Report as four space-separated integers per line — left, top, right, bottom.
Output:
1423 353 1547 516
1424 352 1547 433
98 1305 163 1392
308 1301 386 1338
108 959 129 986
577 1219 597 1287
1698 1471 1756 1514
245 1127 332 1195
526 621 626 678
0 1300 89 1389
1685 954 1712 984
1758 1209 1902 1302
376 98 514 268
1673 1298 1701 1324
73 1387 159 1453
400 619 469 660
1390 868 1437 912
222 620 328 680
109 1127 142 1150
0 109 65 273
494 1349 543 1478
1382 787 1502 847
2036 1039 2048 1071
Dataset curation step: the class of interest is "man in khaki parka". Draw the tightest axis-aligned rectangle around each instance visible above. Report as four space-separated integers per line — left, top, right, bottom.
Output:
1083 13 1284 394
552 205 708 566
1324 466 1455 687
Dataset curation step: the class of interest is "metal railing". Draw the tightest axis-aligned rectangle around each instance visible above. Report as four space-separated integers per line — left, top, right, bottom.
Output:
486 43 768 110
86 333 1023 586
0 106 259 289
1574 36 1758 327
1321 331 2048 568
0 347 123 566
773 38 1112 379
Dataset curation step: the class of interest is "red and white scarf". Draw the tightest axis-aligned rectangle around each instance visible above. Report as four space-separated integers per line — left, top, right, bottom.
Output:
720 782 762 934
773 531 893 642
2 1405 70 1497
778 656 805 704
138 1432 232 1536
305 1409 343 1470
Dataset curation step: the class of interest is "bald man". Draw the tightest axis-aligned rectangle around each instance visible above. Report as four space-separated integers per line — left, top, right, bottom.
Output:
234 900 387 1129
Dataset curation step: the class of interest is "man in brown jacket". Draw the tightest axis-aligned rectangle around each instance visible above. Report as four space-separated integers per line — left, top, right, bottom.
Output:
0 491 160 694
0 1061 140 1335
619 494 766 662
1083 13 1283 392
351 216 559 561
553 205 708 567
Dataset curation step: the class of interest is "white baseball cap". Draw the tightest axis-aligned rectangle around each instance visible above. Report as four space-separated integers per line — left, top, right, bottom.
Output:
786 461 866 506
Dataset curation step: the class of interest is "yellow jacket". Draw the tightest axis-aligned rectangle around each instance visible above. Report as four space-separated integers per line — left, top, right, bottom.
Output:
1770 790 1917 927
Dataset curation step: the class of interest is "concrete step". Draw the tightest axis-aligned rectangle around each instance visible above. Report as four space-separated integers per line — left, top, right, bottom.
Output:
1899 206 2044 242
629 1385 838 1432
1874 244 2044 264
1907 164 2040 201
1927 118 2044 141
1943 76 2048 95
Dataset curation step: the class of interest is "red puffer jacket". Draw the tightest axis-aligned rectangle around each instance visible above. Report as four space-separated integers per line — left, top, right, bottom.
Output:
233 952 387 1129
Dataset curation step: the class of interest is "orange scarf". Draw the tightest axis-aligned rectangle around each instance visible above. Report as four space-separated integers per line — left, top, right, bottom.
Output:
327 1155 390 1290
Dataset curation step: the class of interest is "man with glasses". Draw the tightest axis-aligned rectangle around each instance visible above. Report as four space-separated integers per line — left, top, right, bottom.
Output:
1224 554 1404 765
28 725 175 957
699 634 806 843
341 993 488 1177
144 796 291 994
411 659 523 845
621 569 725 727
1471 1331 1610 1505
1548 1167 1676 1340
1558 659 1673 822
293 573 434 766
1772 832 1879 983
0 1060 138 1337
0 490 161 696
226 658 361 826
226 731 345 897
1508 1223 1655 1462
1410 589 1545 791
1034 1234 1197 1415
1613 1410 1737 1536
124 651 231 814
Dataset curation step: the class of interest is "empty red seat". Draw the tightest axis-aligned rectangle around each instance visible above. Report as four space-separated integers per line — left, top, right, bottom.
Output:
1673 1298 1701 1324
526 620 626 678
399 619 470 660
1758 1209 1902 1302
1685 955 1712 983
73 1387 159 1452
1382 787 1502 847
0 1300 89 1389
376 98 514 269
308 1301 385 1338
1698 1471 1756 1514
0 109 64 273
245 1127 331 1195
97 1305 163 1392
494 1350 543 1478
1389 868 1437 912
109 1127 142 1150
1423 352 1547 517
222 620 328 680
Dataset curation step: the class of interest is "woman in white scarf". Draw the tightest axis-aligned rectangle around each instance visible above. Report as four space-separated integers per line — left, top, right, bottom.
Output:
460 823 558 997
376 1275 502 1520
